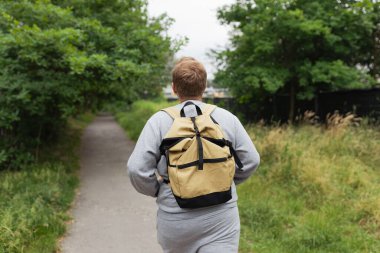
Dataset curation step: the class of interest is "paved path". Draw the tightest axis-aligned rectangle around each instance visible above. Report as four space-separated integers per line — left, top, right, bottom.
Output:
61 115 161 253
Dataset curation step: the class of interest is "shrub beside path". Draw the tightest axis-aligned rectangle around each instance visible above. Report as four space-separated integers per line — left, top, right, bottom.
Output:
61 115 161 253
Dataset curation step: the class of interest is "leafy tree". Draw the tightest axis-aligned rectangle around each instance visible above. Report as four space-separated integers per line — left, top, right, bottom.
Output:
214 0 379 121
0 0 177 169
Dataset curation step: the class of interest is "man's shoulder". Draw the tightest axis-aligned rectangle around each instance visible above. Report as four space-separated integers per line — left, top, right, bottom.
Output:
148 109 173 124
212 105 238 119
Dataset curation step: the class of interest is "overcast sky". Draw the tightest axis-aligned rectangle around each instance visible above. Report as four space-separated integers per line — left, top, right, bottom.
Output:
147 0 235 79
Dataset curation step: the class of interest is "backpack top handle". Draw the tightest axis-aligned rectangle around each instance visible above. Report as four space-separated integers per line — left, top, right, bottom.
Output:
180 101 203 117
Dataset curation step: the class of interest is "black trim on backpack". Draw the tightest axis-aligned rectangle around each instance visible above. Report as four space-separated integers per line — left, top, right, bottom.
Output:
203 136 226 147
174 188 232 208
177 156 232 169
202 137 244 169
210 115 219 125
161 135 244 170
165 150 170 168
159 137 189 156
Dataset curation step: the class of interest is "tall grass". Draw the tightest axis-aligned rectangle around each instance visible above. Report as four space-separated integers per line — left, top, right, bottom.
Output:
239 124 380 253
115 100 380 252
0 113 94 253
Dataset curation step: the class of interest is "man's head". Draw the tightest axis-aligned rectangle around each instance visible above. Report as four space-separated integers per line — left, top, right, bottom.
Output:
171 57 207 100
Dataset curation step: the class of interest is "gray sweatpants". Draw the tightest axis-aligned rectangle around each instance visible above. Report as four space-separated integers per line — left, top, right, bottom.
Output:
157 206 240 253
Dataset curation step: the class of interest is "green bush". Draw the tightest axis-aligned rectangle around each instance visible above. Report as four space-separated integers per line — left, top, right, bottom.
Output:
214 0 378 121
0 164 76 253
0 0 175 170
0 113 93 253
116 99 176 141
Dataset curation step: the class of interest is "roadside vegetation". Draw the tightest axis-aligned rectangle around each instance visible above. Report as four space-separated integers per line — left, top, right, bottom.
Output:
0 1 176 251
214 0 379 121
116 100 380 253
1 0 379 252
0 113 93 253
115 100 176 141
239 121 380 253
0 0 176 170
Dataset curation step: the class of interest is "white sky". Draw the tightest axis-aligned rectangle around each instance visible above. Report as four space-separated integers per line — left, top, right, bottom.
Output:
147 0 235 79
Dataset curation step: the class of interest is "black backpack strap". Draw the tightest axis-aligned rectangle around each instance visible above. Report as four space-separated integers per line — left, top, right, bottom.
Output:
226 140 244 169
202 137 244 169
191 116 204 170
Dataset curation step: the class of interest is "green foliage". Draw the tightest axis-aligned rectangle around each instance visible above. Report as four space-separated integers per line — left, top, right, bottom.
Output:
0 0 177 169
116 99 176 140
0 164 76 253
239 124 380 252
0 114 93 253
214 0 379 119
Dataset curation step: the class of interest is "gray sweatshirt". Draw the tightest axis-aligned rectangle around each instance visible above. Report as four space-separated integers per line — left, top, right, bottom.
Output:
127 100 260 218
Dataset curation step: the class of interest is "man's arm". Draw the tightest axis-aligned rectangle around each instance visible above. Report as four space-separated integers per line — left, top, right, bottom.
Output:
127 118 161 197
233 115 260 184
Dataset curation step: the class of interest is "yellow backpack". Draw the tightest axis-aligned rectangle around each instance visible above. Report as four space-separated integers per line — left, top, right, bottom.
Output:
159 102 243 209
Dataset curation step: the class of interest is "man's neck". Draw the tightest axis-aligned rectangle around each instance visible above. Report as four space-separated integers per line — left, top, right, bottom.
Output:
179 97 202 103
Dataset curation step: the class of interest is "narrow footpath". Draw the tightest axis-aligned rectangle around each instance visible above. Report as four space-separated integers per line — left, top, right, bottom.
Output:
61 115 161 253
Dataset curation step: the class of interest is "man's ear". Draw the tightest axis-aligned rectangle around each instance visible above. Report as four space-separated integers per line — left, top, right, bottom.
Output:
171 82 177 95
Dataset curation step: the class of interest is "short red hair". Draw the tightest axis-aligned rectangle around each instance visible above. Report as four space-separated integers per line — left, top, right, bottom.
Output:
172 57 207 98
